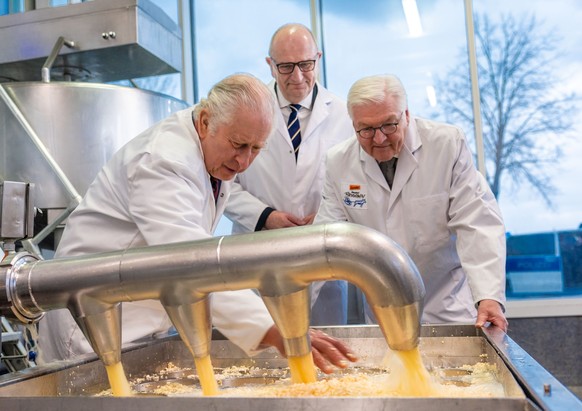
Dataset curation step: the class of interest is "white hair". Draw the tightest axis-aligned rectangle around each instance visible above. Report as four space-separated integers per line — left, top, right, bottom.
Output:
347 74 408 119
193 73 275 132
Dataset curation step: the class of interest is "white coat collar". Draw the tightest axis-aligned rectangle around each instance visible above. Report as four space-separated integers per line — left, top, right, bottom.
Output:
267 80 332 147
358 114 422 209
188 106 230 232
274 82 316 110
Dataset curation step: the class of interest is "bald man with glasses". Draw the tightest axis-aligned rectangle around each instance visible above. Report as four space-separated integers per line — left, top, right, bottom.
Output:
224 23 353 326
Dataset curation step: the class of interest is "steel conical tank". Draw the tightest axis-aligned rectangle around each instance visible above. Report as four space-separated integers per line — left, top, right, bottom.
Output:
0 82 188 209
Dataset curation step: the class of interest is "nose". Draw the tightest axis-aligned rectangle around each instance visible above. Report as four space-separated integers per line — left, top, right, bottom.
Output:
372 129 387 144
288 65 303 80
235 148 254 171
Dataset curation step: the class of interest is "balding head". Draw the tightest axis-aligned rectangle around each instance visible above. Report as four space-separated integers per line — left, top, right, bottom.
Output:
266 23 321 103
268 23 318 57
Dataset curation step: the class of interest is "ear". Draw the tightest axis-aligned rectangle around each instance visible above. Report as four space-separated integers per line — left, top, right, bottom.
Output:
198 109 210 140
266 57 277 78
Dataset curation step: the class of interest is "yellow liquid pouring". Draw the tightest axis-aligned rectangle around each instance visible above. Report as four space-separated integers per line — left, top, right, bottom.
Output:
288 352 317 384
105 362 132 397
194 355 219 396
387 347 438 396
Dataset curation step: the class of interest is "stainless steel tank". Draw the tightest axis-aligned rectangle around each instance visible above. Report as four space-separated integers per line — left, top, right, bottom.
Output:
0 325 579 410
0 81 188 209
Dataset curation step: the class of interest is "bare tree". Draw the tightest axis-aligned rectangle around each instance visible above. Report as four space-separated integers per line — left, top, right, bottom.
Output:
434 13 578 207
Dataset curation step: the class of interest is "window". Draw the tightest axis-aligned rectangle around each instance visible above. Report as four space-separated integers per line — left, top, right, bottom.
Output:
193 0 310 235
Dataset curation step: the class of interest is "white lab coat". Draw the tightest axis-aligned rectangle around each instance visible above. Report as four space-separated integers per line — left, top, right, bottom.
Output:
224 81 353 232
223 81 353 325
314 116 506 324
39 107 274 362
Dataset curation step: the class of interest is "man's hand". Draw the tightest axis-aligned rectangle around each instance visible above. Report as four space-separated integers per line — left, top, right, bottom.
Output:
302 213 316 225
260 326 358 374
265 210 311 229
475 299 508 332
309 329 358 373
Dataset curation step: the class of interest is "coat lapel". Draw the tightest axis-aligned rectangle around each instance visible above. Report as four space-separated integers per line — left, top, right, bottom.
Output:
388 119 422 211
360 147 387 189
302 83 330 142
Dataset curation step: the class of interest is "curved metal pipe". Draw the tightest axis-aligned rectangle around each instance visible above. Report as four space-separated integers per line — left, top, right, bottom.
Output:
0 223 425 365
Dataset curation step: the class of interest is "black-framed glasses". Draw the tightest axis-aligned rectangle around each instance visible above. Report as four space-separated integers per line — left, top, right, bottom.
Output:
356 112 404 139
271 58 317 75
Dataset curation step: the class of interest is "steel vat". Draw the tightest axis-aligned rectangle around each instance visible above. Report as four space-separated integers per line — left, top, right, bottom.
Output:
0 325 580 410
0 81 188 209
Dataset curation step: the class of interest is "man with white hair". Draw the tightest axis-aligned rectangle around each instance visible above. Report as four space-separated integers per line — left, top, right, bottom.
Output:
39 73 356 373
314 74 508 331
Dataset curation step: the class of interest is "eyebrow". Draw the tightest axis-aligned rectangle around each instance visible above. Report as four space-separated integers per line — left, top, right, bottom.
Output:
358 115 401 127
228 136 265 150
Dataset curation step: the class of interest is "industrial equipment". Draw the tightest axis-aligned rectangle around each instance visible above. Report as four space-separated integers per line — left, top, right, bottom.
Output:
0 0 188 371
0 325 580 410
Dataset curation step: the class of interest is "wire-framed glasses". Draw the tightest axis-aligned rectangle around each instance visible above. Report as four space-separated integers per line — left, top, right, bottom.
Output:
356 112 404 139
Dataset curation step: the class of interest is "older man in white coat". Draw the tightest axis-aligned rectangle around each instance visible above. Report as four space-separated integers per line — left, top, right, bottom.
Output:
224 24 353 326
39 74 356 373
314 74 508 331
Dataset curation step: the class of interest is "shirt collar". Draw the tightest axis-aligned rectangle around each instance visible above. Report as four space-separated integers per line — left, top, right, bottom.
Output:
274 83 317 111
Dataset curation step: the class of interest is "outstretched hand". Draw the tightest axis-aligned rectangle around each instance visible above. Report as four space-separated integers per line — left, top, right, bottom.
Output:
260 326 358 374
309 329 358 374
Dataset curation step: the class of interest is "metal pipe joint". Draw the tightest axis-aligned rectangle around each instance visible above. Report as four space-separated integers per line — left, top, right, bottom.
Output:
0 223 425 367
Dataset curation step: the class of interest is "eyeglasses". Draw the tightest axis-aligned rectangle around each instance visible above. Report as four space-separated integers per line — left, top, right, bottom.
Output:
271 57 317 75
356 112 404 139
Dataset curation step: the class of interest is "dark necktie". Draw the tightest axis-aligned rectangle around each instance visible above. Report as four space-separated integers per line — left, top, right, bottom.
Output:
379 158 398 188
210 176 221 204
287 104 302 160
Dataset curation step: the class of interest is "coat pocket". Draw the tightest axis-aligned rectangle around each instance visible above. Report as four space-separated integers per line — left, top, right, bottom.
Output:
408 192 450 252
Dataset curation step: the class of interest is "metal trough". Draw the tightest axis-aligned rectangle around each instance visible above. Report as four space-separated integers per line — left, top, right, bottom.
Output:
0 325 579 410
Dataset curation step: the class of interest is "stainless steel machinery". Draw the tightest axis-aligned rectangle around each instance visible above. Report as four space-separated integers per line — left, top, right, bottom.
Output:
0 0 188 371
0 81 188 210
0 324 580 411
0 0 188 256
1 4 580 410
0 0 182 83
0 222 581 410
0 223 426 368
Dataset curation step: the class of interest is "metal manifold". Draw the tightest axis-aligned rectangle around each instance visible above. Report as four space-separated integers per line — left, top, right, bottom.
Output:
0 223 424 366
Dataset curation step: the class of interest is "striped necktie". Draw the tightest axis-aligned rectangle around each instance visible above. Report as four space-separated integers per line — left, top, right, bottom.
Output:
287 104 302 160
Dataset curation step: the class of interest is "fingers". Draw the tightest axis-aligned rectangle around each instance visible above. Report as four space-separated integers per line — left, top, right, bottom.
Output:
475 316 509 332
266 211 305 229
311 345 334 374
287 213 308 226
491 316 509 332
302 213 316 225
309 329 358 374
475 311 488 329
475 300 509 332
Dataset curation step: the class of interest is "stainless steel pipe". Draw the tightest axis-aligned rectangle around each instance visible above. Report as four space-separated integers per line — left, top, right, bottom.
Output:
0 222 425 366
41 36 76 83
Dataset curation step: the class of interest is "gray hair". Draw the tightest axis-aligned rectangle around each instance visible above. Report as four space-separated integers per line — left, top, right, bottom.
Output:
347 74 408 119
194 73 275 132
